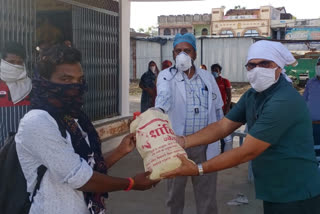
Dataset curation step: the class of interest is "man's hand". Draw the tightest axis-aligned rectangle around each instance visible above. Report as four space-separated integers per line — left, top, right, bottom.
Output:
176 136 186 148
116 133 136 157
160 155 198 178
132 171 160 191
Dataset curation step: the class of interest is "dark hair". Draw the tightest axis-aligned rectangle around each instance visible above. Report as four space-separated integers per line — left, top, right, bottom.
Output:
1 41 26 60
211 63 222 72
37 45 82 79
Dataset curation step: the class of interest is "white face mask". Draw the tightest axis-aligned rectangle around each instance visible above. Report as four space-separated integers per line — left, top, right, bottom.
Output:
316 65 320 77
0 59 26 82
0 59 31 104
150 66 156 74
247 67 278 92
175 52 192 72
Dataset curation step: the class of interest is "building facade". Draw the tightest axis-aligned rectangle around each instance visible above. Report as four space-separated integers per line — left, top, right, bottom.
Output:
158 13 211 36
271 19 320 40
211 6 283 38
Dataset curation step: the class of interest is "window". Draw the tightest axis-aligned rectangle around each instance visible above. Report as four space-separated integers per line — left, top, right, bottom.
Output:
164 28 171 35
221 30 234 37
201 28 208 35
244 29 259 37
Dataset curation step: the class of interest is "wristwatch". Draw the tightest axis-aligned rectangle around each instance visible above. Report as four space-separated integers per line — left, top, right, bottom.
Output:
197 163 204 176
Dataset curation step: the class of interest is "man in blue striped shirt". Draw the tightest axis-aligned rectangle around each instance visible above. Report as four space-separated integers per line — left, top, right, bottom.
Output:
0 41 31 147
303 57 320 160
156 33 228 214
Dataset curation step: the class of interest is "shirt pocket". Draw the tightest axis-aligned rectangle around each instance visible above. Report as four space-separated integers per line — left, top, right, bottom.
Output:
199 88 209 109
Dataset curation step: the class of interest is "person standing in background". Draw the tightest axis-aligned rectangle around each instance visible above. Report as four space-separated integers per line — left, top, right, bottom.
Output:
211 64 232 115
161 60 172 70
303 57 320 161
211 63 233 152
139 61 159 112
0 41 31 147
200 64 207 70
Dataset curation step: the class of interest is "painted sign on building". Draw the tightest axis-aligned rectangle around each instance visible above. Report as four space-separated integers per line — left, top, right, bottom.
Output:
223 15 258 20
285 28 320 40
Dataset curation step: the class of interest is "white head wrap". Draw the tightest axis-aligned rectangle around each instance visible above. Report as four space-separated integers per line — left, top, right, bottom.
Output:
246 40 297 82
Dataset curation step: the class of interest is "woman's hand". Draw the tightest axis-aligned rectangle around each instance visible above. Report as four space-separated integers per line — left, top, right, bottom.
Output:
160 155 198 178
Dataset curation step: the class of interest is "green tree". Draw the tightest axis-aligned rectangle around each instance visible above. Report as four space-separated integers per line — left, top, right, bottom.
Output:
146 26 158 37
234 5 246 9
137 28 145 33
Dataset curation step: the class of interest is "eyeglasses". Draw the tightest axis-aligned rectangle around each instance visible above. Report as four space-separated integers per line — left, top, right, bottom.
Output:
245 61 274 71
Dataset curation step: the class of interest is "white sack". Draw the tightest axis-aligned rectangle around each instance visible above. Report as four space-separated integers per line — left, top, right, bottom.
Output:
130 109 193 180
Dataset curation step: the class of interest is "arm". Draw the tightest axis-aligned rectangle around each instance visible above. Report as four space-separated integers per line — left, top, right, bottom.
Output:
80 133 159 192
103 133 135 168
140 73 156 97
225 87 232 114
162 134 270 178
18 112 157 194
215 108 233 144
139 81 155 96
202 134 270 172
78 171 157 192
185 117 242 148
155 71 172 112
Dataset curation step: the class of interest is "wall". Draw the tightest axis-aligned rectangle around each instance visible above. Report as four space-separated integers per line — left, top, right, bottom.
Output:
285 27 320 40
158 13 211 36
194 24 211 36
135 40 162 78
212 19 269 37
131 37 254 82
120 0 130 117
201 37 253 82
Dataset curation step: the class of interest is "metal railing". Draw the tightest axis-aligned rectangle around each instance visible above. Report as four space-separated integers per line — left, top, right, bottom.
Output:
72 3 120 121
0 0 36 71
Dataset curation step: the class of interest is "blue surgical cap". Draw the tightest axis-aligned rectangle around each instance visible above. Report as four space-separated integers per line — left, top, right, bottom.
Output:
173 33 197 51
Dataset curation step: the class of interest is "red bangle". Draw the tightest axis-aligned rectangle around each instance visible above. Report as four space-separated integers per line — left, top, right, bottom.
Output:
125 177 135 191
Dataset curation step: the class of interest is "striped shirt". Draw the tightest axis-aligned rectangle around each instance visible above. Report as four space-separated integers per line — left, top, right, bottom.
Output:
183 72 209 135
0 80 30 147
0 105 30 147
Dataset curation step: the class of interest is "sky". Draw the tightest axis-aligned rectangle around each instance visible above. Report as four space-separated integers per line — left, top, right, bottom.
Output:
130 0 320 30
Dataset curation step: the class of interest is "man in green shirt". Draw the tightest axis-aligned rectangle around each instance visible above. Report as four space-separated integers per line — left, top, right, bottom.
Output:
162 40 320 214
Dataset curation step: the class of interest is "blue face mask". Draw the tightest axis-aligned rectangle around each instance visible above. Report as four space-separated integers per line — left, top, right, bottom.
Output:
212 72 219 78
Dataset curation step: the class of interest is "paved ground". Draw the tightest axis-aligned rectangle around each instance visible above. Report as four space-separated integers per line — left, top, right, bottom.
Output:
101 95 263 214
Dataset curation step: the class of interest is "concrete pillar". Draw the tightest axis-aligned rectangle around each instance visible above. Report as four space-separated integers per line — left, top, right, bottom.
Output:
119 0 130 117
